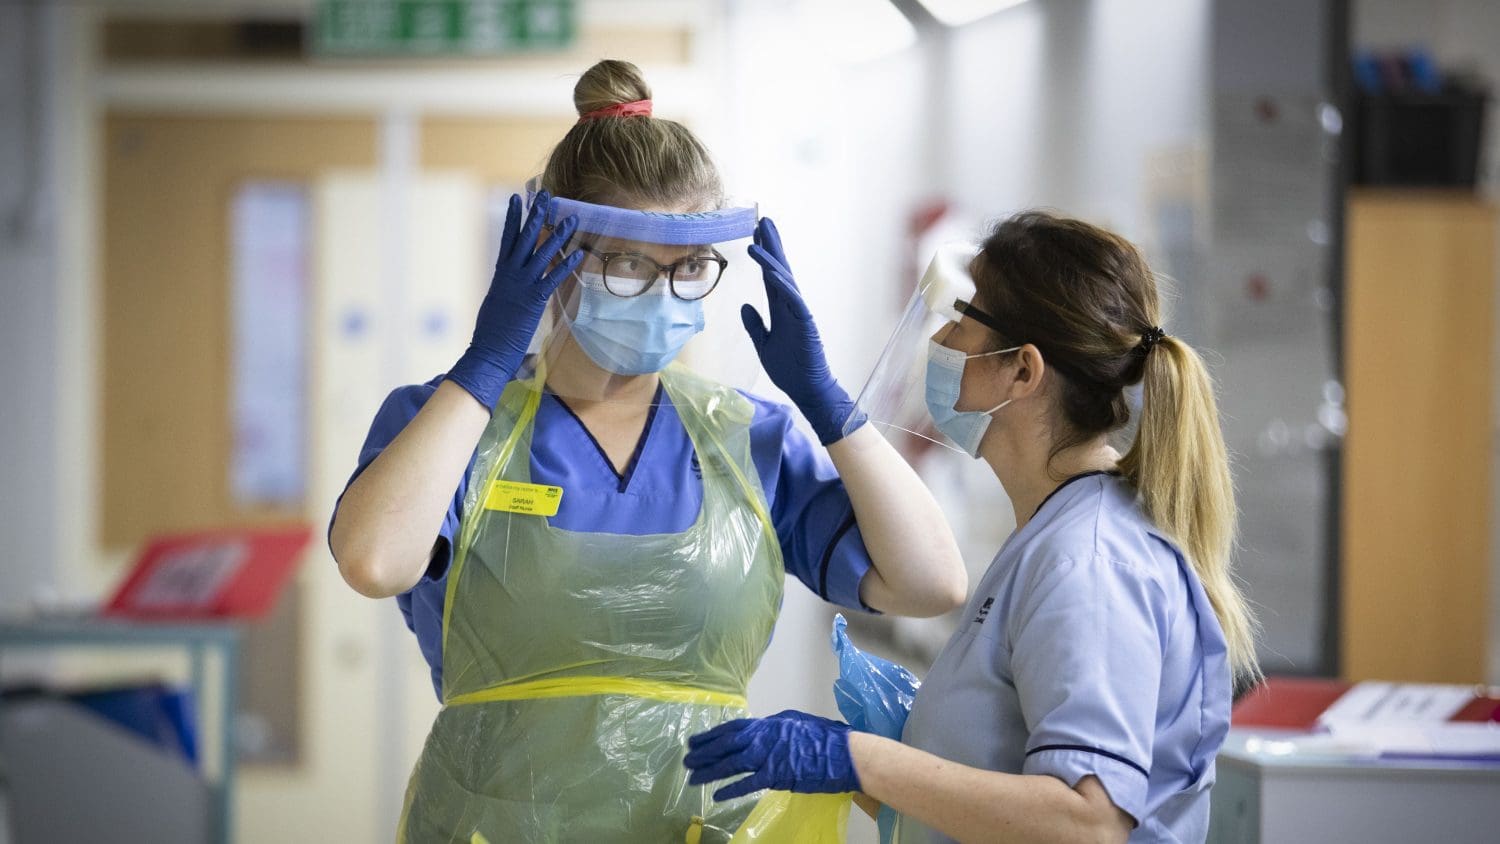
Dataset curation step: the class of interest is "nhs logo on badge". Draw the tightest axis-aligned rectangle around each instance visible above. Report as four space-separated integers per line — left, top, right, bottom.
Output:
973 597 995 624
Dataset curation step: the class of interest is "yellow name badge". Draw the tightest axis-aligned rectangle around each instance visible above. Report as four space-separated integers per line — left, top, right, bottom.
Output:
483 480 564 516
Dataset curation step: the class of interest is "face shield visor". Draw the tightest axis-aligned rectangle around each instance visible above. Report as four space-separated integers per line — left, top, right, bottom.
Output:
519 181 765 411
842 242 995 454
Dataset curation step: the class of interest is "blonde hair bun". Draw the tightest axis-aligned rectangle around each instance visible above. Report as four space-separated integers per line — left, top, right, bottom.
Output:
543 59 722 209
574 60 652 118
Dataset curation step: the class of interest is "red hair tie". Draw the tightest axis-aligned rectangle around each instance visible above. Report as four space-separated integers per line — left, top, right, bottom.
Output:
579 99 653 122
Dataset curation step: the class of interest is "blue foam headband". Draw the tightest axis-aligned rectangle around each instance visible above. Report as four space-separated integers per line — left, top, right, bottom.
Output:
537 195 758 246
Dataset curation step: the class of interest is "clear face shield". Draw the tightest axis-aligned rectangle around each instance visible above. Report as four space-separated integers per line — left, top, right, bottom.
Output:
842 242 993 455
519 182 765 411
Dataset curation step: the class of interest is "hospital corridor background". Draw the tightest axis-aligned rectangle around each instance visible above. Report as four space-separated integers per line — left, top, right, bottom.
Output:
2 0 1499 841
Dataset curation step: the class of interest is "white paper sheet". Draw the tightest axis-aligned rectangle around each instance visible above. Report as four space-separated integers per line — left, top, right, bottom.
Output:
1318 682 1475 726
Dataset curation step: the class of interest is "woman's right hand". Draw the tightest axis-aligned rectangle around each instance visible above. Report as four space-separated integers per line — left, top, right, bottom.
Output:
445 191 585 411
332 194 583 599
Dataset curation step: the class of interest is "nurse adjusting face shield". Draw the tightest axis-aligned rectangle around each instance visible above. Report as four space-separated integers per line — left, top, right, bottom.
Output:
521 180 766 409
843 242 1018 456
402 185 828 841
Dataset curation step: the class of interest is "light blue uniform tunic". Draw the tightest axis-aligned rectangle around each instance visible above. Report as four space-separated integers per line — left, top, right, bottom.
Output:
898 472 1231 843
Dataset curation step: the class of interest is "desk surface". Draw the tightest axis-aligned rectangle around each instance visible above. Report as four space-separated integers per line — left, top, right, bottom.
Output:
0 613 244 844
0 616 242 647
1219 728 1500 777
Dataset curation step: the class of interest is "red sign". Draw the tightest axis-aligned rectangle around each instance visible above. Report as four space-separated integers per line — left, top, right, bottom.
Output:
103 526 312 620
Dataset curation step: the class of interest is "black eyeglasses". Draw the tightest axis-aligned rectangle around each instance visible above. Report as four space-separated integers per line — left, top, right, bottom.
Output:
957 298 1103 385
954 299 1009 337
573 242 729 301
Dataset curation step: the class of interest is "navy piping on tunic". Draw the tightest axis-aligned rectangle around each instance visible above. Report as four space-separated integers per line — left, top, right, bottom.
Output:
1032 470 1120 518
1025 744 1150 778
818 510 859 600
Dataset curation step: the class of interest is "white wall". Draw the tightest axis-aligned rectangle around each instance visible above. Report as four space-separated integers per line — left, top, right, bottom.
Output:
944 0 1209 244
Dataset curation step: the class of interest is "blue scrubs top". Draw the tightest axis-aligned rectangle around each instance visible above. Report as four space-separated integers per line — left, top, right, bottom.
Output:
336 376 875 698
898 472 1231 843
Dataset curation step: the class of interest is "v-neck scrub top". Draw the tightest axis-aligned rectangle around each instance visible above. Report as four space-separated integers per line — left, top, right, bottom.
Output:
335 376 876 697
898 473 1231 843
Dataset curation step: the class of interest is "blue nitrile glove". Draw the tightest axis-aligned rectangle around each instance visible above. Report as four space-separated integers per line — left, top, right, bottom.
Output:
741 217 865 446
683 709 860 800
832 614 920 740
444 191 585 410
832 614 919 844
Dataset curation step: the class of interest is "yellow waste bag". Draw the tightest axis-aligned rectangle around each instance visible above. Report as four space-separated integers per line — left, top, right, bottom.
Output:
729 791 853 843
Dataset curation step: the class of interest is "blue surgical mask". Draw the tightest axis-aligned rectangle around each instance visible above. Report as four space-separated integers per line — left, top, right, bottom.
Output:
924 339 1020 458
567 272 706 375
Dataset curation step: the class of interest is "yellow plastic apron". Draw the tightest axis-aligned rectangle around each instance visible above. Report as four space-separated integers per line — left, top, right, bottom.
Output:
397 363 787 842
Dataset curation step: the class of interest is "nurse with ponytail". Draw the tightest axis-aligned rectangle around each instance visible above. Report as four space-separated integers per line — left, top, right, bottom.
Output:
686 211 1257 844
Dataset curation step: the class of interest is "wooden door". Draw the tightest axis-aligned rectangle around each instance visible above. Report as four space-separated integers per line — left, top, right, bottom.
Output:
1342 190 1496 683
102 114 377 546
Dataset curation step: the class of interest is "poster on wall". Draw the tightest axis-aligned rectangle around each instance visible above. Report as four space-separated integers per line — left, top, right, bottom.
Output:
230 182 310 510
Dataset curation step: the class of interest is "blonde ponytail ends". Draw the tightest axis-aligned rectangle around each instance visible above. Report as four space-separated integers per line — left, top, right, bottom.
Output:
1120 336 1261 682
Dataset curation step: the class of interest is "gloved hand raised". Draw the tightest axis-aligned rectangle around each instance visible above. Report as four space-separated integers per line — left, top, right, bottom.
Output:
445 191 585 410
683 709 860 800
740 217 865 446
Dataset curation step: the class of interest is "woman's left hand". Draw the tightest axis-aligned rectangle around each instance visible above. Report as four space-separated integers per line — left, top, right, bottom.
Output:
741 218 864 446
684 710 861 800
743 219 967 619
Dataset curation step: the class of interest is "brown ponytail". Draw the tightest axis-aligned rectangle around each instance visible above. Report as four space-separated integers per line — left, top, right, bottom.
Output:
973 211 1259 681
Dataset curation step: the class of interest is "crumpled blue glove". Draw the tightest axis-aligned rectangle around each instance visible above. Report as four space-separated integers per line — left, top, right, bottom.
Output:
445 191 584 410
683 709 860 801
831 614 919 843
741 217 865 446
832 614 920 740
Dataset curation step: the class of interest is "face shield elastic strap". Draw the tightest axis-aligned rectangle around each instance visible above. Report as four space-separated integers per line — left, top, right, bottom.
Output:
953 299 1099 387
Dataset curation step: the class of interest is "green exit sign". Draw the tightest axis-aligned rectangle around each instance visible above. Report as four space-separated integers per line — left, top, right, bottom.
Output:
316 0 576 56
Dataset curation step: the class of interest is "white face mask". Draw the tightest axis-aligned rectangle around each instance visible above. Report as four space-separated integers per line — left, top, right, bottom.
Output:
923 340 1020 457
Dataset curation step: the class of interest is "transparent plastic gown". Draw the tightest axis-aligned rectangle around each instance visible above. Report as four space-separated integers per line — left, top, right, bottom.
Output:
398 361 848 842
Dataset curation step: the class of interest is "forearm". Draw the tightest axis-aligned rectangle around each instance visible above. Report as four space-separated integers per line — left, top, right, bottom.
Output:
330 380 490 598
849 733 1129 844
826 424 967 616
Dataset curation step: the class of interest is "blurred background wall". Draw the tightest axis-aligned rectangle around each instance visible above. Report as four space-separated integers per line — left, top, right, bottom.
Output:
1 1 1497 841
